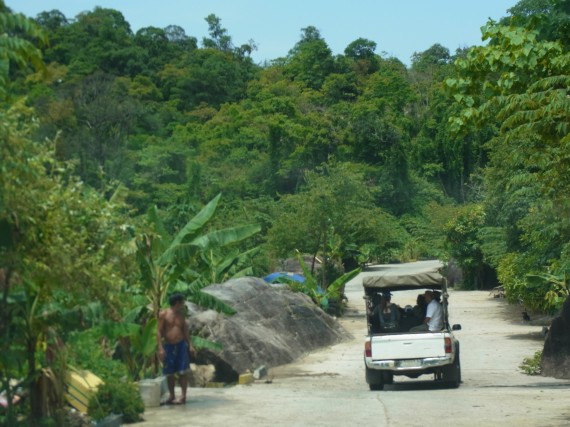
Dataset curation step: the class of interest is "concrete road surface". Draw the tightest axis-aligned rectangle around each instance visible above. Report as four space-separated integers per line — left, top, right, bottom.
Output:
133 261 570 427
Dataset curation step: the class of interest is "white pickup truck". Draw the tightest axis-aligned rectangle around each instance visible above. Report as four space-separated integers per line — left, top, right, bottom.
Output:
363 269 462 390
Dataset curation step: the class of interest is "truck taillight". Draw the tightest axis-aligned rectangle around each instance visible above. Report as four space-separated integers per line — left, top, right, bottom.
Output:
365 341 372 358
444 337 452 353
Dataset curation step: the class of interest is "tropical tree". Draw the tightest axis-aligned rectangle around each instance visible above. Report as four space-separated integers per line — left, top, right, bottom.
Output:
445 18 570 303
202 14 233 52
0 105 134 423
135 193 261 321
117 193 260 377
285 26 335 90
54 7 139 76
444 204 497 289
267 162 409 280
500 0 570 44
0 1 47 99
0 5 137 424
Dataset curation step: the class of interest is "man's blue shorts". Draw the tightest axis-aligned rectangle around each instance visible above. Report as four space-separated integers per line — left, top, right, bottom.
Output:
162 340 190 375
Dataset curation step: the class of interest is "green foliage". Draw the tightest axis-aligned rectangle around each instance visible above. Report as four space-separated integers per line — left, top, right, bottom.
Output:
446 15 570 302
87 379 144 423
136 193 260 319
0 102 134 423
501 0 570 44
344 37 379 74
121 192 260 379
445 204 488 289
411 43 451 71
285 26 335 90
496 252 544 308
202 14 233 52
2 7 569 427
519 350 543 375
267 162 408 274
526 272 569 313
97 316 159 381
0 3 47 99
67 329 128 382
290 252 361 312
10 1 570 422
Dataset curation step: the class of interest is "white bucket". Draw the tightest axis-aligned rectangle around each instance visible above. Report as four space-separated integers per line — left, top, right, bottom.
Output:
139 379 161 407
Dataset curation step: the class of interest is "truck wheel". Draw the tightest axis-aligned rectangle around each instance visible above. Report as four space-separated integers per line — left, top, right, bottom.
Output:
365 367 385 391
442 354 461 388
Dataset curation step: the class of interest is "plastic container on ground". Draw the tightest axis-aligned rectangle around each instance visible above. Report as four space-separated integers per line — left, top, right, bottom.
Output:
138 379 161 407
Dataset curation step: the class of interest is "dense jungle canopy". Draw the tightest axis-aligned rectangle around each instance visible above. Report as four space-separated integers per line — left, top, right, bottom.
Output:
1 0 569 424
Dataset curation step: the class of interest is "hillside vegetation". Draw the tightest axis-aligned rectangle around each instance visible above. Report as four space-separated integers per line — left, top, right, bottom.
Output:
1 0 569 424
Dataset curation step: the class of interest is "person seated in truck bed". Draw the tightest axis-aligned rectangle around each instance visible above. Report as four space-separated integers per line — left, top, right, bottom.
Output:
412 293 427 325
372 292 401 332
399 304 418 332
409 290 443 332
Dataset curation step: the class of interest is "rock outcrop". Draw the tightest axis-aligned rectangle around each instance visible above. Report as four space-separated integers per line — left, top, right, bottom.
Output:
541 295 570 379
187 277 351 383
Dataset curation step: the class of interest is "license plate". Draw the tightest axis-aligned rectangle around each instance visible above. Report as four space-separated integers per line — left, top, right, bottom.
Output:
398 359 420 368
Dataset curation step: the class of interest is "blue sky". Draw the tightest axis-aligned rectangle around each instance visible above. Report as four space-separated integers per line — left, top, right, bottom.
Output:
13 0 518 66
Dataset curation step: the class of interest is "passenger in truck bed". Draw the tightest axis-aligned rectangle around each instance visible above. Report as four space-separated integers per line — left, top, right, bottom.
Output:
397 293 427 331
372 292 401 332
412 293 427 324
410 290 443 332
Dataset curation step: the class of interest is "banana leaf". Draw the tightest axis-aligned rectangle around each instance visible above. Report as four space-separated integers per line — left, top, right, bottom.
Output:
191 335 223 351
325 267 361 299
159 194 222 263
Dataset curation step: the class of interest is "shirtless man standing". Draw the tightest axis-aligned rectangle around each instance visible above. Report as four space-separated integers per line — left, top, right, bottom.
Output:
157 293 192 404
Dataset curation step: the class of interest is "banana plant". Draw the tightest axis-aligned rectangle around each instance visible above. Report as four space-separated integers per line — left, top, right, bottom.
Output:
130 193 261 377
526 272 569 312
2 282 69 421
136 193 260 320
291 252 361 311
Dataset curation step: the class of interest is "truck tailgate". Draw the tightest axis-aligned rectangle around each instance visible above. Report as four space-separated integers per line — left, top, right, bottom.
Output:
371 333 446 360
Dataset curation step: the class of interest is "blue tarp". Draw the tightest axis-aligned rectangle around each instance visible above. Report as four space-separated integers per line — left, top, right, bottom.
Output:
263 272 306 284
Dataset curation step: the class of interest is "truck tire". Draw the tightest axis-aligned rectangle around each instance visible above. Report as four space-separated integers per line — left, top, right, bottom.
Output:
365 367 385 391
442 348 461 388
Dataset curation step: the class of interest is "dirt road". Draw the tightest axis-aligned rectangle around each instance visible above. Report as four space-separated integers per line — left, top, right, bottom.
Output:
135 261 570 427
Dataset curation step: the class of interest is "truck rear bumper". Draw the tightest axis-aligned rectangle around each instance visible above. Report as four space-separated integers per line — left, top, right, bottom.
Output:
366 355 453 371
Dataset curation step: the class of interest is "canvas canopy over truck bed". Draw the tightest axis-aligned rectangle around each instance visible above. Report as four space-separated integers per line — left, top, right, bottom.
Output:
362 270 445 291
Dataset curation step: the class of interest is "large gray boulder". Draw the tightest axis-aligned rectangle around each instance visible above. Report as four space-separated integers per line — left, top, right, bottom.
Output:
541 295 570 379
187 277 351 383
